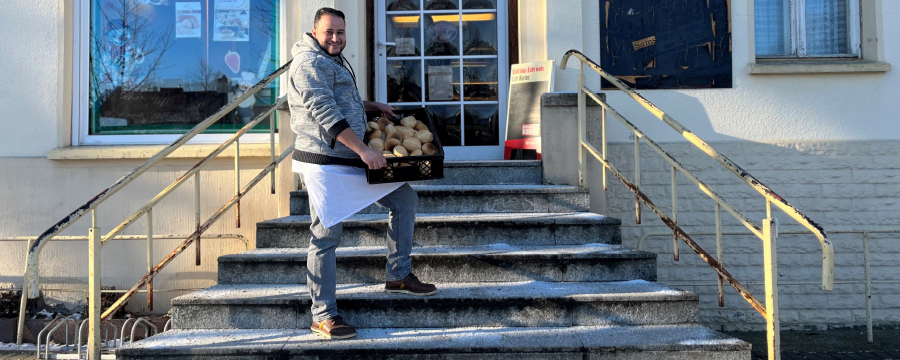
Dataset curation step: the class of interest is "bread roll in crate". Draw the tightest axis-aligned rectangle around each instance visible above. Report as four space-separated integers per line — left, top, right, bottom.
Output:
363 107 445 184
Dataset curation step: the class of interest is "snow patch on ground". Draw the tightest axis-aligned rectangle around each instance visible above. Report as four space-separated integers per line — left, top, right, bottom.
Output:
678 338 744 346
0 342 69 351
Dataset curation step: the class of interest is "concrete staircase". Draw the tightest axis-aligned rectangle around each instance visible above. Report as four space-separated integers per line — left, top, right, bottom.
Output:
118 161 750 359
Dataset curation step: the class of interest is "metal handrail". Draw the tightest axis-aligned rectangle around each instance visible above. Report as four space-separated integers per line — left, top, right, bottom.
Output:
3 234 248 248
560 49 834 290
17 58 295 357
560 49 833 360
638 227 900 344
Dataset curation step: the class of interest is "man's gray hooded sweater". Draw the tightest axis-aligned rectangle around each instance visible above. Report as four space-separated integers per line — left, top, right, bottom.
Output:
288 33 367 167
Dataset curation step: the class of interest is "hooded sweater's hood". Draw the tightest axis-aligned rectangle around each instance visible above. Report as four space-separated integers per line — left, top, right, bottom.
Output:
293 32 341 62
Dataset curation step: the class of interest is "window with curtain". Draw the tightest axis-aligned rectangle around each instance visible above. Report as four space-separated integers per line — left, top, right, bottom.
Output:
88 0 280 137
755 0 859 58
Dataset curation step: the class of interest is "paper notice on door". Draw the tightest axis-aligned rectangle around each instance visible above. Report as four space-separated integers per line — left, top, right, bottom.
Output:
395 37 415 55
428 65 453 101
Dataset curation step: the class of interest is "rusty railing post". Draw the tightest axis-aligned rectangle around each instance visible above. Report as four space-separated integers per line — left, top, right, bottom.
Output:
88 209 102 360
195 172 201 266
716 202 724 307
146 208 153 311
601 102 607 192
577 62 586 187
864 231 873 343
634 133 641 224
235 138 241 228
763 211 781 360
16 239 33 345
270 112 277 194
671 166 679 261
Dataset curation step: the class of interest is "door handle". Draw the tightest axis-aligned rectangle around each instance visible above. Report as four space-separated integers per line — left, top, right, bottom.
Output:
378 41 396 49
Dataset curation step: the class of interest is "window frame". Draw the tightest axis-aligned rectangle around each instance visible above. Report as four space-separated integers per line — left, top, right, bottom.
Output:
756 0 861 59
71 0 285 146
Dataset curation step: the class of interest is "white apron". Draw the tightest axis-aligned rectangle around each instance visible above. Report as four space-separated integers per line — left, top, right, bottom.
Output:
293 160 404 228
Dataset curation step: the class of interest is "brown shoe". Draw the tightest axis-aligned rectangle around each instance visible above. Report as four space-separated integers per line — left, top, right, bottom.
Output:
310 316 357 339
385 273 437 296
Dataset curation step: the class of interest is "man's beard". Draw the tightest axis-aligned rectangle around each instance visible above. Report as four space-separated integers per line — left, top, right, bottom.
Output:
319 40 345 56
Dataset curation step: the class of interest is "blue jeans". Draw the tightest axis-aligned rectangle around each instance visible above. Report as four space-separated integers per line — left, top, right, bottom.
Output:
306 183 417 322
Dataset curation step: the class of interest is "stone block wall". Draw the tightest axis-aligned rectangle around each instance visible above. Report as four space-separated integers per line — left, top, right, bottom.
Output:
601 140 900 331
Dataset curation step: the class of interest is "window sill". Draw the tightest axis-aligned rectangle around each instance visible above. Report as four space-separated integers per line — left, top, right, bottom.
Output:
48 143 281 160
749 60 891 74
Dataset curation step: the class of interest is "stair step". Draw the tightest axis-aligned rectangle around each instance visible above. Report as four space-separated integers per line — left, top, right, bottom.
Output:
407 160 542 185
290 185 589 215
218 244 657 285
171 280 698 330
118 325 749 359
256 212 622 248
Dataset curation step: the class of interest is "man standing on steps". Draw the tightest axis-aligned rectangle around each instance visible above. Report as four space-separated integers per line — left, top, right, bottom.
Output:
287 7 438 340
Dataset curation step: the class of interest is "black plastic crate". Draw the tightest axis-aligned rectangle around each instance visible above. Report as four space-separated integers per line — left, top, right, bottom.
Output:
365 107 445 184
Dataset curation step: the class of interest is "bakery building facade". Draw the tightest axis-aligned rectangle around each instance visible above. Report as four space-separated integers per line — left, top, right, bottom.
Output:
1 0 898 331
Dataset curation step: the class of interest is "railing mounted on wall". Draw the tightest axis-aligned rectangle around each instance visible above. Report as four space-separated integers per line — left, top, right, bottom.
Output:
17 59 296 359
559 49 834 360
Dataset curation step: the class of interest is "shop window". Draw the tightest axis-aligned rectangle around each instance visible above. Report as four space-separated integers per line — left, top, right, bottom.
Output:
755 0 860 58
80 0 280 144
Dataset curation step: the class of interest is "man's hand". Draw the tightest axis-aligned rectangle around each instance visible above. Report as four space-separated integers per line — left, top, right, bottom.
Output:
364 101 396 118
360 147 387 170
336 127 386 169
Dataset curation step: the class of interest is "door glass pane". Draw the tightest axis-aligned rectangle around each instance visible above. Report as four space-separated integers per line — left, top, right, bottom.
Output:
427 105 462 146
387 15 421 56
387 0 420 11
386 60 423 103
805 0 851 55
425 15 460 56
425 59 460 101
463 58 498 101
425 0 459 10
464 104 499 146
463 13 498 55
754 0 791 56
462 0 496 9
89 0 280 135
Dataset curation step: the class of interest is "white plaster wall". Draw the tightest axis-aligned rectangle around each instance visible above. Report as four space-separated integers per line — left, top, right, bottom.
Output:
0 2 292 314
0 157 282 313
517 0 546 65
543 0 900 143
0 0 60 157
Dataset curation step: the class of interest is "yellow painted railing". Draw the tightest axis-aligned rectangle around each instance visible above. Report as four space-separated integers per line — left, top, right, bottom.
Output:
638 228 900 345
560 49 834 360
17 59 295 359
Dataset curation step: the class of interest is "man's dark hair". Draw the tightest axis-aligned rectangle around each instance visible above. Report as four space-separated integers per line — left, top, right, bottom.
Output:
314 7 345 26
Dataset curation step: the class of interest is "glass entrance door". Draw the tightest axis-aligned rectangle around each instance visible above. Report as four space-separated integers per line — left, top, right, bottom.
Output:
376 0 508 160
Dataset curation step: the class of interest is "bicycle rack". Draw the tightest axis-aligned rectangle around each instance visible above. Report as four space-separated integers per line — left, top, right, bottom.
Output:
37 315 78 359
129 318 158 345
76 321 118 359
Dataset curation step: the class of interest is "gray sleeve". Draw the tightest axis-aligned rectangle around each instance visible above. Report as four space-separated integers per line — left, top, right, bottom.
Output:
291 58 347 137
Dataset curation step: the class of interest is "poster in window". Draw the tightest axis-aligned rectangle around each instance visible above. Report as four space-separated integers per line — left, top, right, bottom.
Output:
428 65 454 101
139 0 170 4
175 2 202 38
214 0 251 41
395 37 416 55
504 60 554 160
